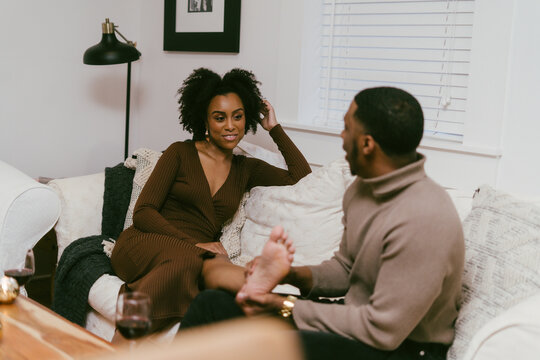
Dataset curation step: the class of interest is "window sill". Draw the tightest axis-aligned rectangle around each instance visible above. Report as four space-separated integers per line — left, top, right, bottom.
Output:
282 122 502 158
281 122 342 136
420 137 502 158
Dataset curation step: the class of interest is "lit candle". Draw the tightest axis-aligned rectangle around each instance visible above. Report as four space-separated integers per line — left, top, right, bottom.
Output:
0 276 19 304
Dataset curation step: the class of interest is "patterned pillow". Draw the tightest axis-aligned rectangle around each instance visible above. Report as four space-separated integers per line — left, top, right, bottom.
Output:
448 185 540 360
122 148 162 230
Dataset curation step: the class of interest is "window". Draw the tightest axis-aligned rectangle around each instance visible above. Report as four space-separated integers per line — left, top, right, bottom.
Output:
282 0 513 188
308 0 475 142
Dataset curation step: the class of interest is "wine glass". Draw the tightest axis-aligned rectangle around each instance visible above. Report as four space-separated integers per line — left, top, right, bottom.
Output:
4 249 35 296
115 291 152 350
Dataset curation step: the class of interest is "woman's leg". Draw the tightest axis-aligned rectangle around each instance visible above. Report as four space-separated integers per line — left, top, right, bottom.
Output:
112 232 205 332
236 226 294 300
200 255 245 293
201 226 295 295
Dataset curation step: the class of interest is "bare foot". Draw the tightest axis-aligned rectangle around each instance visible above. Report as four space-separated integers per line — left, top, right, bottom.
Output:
236 226 294 303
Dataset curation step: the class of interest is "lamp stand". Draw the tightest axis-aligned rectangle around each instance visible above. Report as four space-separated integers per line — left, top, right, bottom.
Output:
125 61 132 160
83 18 141 161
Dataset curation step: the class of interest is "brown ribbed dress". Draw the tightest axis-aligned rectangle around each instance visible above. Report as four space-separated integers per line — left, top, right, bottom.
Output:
110 125 311 331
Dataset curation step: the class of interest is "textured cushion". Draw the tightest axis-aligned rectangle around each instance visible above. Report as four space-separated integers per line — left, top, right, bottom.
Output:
221 158 354 267
462 293 540 360
123 148 163 230
448 185 540 360
101 163 135 238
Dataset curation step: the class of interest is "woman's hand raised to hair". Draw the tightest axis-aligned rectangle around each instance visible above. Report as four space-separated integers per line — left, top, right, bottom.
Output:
260 100 278 131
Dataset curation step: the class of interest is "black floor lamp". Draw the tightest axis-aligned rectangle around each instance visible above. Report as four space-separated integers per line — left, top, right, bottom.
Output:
83 18 141 160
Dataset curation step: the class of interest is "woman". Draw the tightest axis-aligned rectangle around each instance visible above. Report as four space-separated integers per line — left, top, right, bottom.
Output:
111 68 311 332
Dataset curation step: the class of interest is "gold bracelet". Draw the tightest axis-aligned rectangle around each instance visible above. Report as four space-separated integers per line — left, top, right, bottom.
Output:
279 295 297 318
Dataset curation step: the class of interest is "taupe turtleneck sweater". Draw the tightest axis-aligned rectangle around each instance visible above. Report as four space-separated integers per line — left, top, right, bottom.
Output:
293 154 464 350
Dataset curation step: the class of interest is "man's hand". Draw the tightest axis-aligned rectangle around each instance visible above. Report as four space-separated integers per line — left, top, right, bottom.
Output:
236 292 286 317
260 100 278 131
195 242 228 255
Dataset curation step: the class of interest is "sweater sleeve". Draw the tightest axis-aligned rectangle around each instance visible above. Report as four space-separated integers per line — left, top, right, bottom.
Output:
246 125 311 188
132 143 196 243
293 213 463 350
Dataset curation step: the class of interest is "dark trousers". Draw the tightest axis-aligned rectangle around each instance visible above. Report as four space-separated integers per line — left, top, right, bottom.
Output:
180 290 449 360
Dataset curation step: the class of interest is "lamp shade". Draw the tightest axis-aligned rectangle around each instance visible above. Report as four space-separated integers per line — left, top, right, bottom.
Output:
83 32 141 65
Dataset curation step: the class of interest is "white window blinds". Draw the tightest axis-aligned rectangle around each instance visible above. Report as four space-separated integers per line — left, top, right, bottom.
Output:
317 0 475 141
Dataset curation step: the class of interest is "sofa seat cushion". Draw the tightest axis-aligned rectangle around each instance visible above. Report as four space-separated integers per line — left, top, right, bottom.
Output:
448 185 540 360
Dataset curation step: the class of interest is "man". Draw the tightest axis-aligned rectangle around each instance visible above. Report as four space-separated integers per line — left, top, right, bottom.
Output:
180 87 465 360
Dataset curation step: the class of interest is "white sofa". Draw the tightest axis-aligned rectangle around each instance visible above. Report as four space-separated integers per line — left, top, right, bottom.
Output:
0 160 61 279
47 144 540 360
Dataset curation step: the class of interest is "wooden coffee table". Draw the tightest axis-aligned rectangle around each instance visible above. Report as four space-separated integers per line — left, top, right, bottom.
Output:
0 295 115 359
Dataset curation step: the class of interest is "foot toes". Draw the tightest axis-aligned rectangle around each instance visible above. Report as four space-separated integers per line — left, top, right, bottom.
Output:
269 225 284 242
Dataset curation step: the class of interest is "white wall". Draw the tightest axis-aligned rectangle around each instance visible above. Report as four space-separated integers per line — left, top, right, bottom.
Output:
252 0 540 196
131 0 285 154
0 0 285 178
0 1 142 178
497 0 540 196
1 1 540 196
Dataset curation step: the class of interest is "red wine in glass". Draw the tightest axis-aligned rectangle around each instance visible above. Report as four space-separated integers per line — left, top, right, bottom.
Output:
115 291 152 349
5 249 35 292
116 316 151 340
4 268 33 287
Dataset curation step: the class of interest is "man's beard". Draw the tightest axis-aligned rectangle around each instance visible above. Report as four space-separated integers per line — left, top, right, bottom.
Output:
348 140 359 176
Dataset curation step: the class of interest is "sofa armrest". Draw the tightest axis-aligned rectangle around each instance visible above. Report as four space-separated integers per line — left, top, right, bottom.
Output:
462 293 540 360
48 172 105 262
0 161 61 273
88 274 124 322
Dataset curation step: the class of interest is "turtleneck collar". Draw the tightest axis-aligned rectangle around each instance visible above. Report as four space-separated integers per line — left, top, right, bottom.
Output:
358 153 427 198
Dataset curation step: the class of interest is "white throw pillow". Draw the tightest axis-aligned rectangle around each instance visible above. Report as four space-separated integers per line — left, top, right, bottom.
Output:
48 173 105 261
222 158 354 267
122 148 162 230
447 185 540 360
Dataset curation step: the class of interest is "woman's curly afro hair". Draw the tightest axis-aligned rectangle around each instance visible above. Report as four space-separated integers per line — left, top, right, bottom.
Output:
177 68 266 141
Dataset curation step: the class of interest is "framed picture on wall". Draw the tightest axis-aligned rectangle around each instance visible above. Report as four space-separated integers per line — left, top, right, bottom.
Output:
163 0 241 53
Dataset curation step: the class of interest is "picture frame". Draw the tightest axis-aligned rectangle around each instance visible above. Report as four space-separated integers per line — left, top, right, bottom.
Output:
163 0 241 53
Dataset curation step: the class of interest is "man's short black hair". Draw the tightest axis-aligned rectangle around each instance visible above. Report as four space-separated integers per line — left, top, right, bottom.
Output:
354 87 424 157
